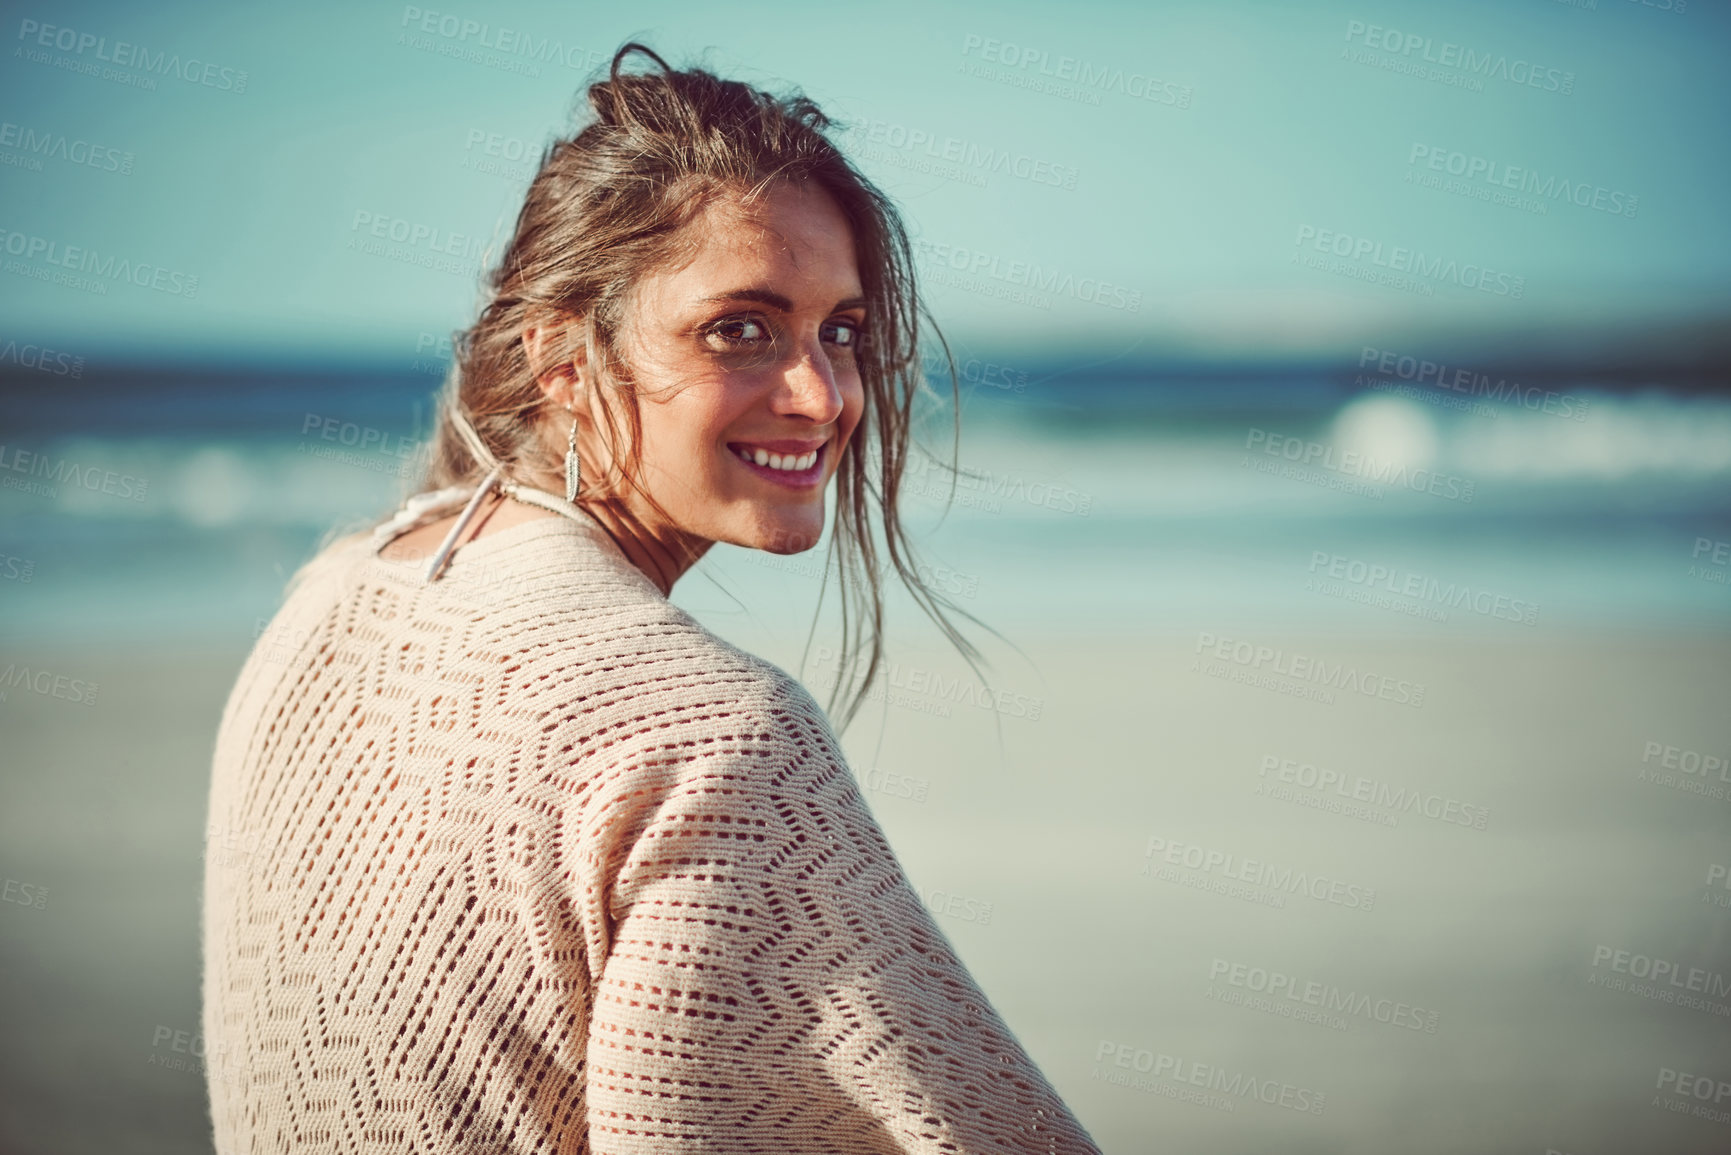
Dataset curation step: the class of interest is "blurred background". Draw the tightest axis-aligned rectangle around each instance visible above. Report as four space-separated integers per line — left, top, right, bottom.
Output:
2 0 1729 1152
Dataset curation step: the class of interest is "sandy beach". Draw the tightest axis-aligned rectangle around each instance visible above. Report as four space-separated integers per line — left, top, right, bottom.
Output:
4 624 1727 1154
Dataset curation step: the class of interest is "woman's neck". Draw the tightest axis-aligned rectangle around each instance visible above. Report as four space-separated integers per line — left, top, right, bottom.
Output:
541 493 712 597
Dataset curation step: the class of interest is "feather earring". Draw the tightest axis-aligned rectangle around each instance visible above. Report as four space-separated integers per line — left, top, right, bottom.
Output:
563 410 581 503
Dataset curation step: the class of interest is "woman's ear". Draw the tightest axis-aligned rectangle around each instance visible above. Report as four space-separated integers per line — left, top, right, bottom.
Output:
521 313 589 410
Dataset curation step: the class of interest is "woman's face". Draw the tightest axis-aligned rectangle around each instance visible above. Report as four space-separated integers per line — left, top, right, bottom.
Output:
586 181 867 557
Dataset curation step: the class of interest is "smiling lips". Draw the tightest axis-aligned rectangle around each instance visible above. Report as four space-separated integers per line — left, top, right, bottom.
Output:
728 439 826 486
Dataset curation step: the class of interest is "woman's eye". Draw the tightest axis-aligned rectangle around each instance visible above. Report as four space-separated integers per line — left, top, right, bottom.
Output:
707 317 770 345
824 320 862 348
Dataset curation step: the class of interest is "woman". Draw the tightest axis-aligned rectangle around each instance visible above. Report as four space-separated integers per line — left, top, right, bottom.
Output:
202 43 1100 1154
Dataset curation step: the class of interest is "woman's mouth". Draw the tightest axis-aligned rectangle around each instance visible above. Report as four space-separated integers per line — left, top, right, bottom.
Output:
727 440 826 489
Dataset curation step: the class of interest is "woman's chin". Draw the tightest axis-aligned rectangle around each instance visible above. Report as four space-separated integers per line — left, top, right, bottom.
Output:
740 514 826 555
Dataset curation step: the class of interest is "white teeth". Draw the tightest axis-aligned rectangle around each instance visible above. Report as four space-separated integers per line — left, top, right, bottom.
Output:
736 446 820 471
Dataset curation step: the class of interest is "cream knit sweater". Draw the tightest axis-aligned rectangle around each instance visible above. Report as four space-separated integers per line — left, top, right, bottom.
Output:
201 512 1100 1154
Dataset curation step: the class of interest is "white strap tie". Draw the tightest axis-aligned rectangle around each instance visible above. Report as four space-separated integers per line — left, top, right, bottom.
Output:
371 403 600 583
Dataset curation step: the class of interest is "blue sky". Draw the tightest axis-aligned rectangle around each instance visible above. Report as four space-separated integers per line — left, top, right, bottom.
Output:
1 0 1727 365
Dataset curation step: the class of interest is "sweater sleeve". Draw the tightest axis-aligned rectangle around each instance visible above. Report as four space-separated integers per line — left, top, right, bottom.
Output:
569 673 1101 1154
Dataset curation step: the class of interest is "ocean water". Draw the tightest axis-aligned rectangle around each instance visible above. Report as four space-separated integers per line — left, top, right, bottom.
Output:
4 373 1729 642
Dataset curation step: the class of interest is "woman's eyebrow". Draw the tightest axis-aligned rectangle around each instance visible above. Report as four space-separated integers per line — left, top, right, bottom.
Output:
699 287 867 312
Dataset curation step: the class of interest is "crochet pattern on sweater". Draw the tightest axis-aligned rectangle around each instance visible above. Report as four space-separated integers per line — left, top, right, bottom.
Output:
201 515 1100 1154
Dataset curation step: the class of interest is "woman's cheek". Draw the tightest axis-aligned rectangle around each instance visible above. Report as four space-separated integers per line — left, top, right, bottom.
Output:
840 379 866 441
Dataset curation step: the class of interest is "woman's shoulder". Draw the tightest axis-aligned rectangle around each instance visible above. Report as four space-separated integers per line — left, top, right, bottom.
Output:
548 597 832 728
482 572 839 758
402 523 821 713
549 617 848 804
282 516 839 740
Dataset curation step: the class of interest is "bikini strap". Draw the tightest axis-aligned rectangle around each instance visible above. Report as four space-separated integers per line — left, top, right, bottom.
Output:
372 403 600 582
368 484 476 556
421 467 504 582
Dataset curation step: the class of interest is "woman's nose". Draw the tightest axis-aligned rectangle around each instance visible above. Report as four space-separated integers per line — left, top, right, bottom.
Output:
773 342 844 424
